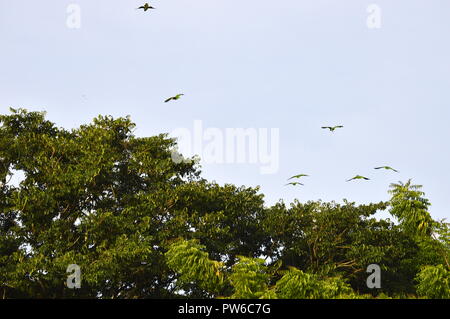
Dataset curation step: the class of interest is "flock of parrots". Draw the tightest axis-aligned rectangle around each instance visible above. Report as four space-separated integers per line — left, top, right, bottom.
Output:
287 125 399 186
136 2 399 187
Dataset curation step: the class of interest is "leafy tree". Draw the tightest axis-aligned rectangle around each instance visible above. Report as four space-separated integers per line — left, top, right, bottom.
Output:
275 267 355 299
1 109 448 299
165 239 225 296
228 257 272 299
260 199 421 295
165 239 357 299
0 109 268 298
415 264 449 299
388 181 449 297
389 180 434 236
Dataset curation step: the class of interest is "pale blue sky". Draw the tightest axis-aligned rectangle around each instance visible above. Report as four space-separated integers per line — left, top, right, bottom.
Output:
1 1 449 220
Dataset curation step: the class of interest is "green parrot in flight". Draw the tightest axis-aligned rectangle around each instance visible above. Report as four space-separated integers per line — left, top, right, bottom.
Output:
322 125 344 132
288 174 309 180
347 175 370 182
137 3 155 11
375 166 399 173
165 94 184 103
285 182 304 187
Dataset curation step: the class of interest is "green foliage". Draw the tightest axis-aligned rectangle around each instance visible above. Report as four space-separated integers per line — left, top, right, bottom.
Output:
275 267 354 299
165 239 225 295
415 265 450 299
389 180 434 236
165 239 357 299
431 220 450 267
0 109 267 298
165 240 273 298
1 109 448 299
388 181 450 297
229 257 271 299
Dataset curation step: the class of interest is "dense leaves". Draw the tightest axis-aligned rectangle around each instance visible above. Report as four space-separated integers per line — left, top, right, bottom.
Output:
0 109 448 298
415 265 449 299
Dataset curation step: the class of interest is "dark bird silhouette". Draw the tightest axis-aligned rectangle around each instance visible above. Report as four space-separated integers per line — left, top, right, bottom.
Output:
165 94 184 103
375 166 399 173
347 175 370 182
322 125 344 132
285 182 304 186
288 174 309 181
137 3 155 11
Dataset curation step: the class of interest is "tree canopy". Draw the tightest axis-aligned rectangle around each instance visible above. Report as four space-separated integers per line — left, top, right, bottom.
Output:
0 109 448 299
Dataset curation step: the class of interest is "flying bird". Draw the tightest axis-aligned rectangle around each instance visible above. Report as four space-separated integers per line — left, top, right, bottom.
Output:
285 182 304 186
375 166 399 173
137 3 155 11
288 174 309 180
347 175 370 182
165 94 184 103
322 126 344 132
